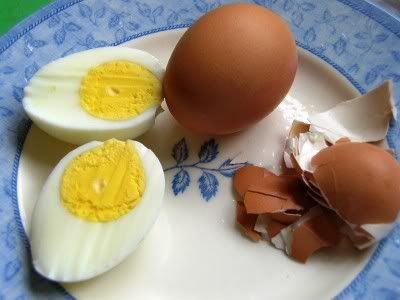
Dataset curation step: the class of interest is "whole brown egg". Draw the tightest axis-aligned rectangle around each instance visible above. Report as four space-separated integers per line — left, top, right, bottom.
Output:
311 142 400 225
163 3 298 135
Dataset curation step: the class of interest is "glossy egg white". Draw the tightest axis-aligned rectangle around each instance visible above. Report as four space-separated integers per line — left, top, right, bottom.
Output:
23 47 165 145
30 140 165 282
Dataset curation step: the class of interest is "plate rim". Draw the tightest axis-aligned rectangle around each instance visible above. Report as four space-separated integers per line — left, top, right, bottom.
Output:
2 0 399 298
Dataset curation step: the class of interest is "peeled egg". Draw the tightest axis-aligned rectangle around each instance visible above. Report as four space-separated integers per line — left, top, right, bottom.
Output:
164 3 298 135
30 139 165 282
23 47 164 145
311 142 400 225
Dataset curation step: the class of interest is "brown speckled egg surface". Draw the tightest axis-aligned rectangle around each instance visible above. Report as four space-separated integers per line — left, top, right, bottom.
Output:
163 3 298 135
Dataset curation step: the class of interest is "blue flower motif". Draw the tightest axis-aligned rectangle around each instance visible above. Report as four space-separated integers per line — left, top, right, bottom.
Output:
353 19 389 56
392 51 400 63
372 288 400 300
4 258 21 282
1 220 17 250
166 8 190 26
165 138 249 200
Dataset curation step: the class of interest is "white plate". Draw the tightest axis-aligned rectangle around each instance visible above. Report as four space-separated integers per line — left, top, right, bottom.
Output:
19 29 370 300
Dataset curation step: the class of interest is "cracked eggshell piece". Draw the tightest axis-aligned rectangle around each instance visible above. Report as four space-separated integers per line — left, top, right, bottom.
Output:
311 142 400 225
274 207 342 263
308 80 396 144
236 202 261 242
233 166 275 198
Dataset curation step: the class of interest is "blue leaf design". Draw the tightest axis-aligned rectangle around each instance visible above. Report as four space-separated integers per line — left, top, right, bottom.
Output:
48 16 60 28
95 7 106 18
65 22 81 32
391 50 400 63
152 6 164 17
304 28 316 44
126 21 140 31
300 2 315 12
387 73 400 83
374 33 388 43
172 138 189 164
86 34 95 47
167 12 179 26
0 66 15 74
283 0 295 11
4 259 21 281
365 69 378 85
349 64 359 74
209 2 220 10
354 32 369 40
179 8 190 14
79 4 93 18
0 107 14 117
333 37 346 56
384 258 400 277
219 159 249 177
322 10 332 22
4 221 17 249
198 172 218 201
253 0 266 5
115 28 127 42
30 39 46 48
194 0 208 13
12 86 24 102
198 139 219 163
172 169 190 195
136 2 151 17
54 27 66 45
354 42 369 49
108 14 120 28
23 45 33 57
92 40 108 48
372 288 399 300
292 11 303 27
182 18 195 24
24 63 39 81
333 15 348 22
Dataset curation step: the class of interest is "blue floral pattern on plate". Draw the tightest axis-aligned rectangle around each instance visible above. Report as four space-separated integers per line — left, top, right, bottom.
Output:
164 138 249 200
0 0 400 298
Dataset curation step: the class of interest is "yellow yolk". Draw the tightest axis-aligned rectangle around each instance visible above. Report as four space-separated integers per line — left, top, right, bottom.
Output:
61 139 146 222
80 60 162 120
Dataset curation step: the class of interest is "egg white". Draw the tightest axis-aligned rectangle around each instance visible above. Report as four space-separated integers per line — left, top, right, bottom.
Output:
23 47 165 145
30 140 165 282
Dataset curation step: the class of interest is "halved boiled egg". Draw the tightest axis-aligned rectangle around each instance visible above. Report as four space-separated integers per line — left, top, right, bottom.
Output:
23 47 164 145
30 139 165 282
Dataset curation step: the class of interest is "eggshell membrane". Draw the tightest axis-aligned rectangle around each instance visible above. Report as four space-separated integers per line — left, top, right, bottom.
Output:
311 142 400 225
163 3 298 135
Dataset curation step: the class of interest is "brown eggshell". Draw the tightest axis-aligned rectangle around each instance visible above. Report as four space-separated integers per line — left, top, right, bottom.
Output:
312 142 400 225
233 165 275 198
244 191 303 214
290 212 342 263
236 202 261 241
164 3 298 135
269 211 302 224
266 220 288 239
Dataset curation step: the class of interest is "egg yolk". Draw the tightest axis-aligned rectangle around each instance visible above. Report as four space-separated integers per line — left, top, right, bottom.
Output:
80 60 161 120
61 139 146 222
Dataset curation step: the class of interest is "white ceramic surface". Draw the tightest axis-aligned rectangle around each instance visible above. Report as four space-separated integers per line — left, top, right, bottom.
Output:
18 29 372 300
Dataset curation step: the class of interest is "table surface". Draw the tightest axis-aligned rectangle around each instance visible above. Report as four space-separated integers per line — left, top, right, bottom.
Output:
0 0 399 36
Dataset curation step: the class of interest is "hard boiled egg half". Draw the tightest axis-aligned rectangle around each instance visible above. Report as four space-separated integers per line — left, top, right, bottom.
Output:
23 47 164 145
30 139 165 282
